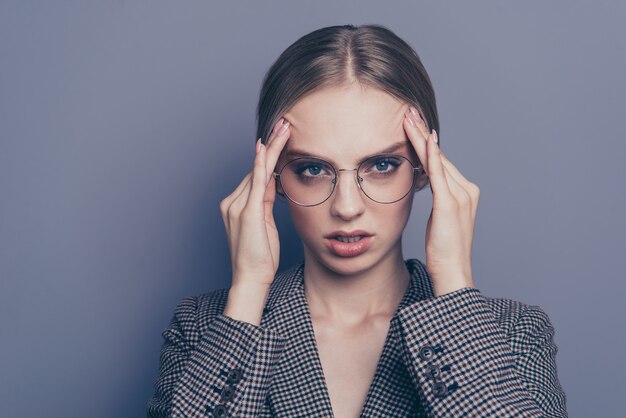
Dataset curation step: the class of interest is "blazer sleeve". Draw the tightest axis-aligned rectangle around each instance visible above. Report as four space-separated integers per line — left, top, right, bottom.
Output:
146 294 288 418
390 287 568 417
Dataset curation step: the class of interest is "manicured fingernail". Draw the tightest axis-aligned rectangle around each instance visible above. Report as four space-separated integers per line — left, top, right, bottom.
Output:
273 118 285 134
432 129 438 144
410 107 425 127
412 106 425 123
405 111 416 127
279 121 290 134
256 138 262 153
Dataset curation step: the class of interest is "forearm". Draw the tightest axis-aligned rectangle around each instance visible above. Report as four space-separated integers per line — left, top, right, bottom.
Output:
392 287 567 417
147 293 287 417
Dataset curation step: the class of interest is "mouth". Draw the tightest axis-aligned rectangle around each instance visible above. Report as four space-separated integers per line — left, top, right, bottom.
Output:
324 230 374 257
333 235 365 243
325 230 373 240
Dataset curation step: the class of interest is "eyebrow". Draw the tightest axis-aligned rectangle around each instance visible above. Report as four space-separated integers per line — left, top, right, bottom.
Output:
284 141 409 164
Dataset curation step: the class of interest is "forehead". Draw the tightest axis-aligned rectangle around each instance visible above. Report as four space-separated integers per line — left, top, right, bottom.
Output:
282 84 411 163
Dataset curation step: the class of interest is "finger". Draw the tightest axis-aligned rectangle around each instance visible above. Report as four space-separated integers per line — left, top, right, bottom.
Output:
409 106 431 141
228 174 252 215
228 171 253 203
246 139 268 211
438 150 480 221
442 161 471 208
405 106 434 176
403 111 429 176
220 172 253 222
223 128 279 210
264 118 285 145
438 150 473 190
225 174 252 239
263 173 278 223
220 171 252 230
443 163 476 238
264 118 291 182
426 129 454 205
227 141 265 218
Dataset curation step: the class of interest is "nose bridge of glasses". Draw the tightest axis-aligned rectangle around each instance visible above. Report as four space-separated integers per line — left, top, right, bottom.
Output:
335 167 362 184
332 168 366 208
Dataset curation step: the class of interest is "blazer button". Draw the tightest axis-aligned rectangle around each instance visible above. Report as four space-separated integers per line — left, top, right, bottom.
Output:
226 368 243 384
220 385 235 402
211 404 228 417
419 345 435 361
427 364 441 379
432 380 448 398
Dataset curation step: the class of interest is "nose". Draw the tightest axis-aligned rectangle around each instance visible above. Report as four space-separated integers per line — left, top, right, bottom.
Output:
329 169 366 220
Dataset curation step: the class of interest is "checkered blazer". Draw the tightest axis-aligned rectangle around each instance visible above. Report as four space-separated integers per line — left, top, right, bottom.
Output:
147 259 568 417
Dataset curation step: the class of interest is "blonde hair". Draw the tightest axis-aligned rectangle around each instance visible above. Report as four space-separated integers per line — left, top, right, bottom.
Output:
256 24 439 146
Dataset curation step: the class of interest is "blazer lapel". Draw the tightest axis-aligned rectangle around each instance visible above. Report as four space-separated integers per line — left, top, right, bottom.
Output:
260 259 434 417
359 259 433 417
261 262 334 416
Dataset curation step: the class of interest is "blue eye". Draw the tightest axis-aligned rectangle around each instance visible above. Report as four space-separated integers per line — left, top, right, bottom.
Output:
296 164 323 176
363 156 401 175
375 160 391 172
290 159 333 179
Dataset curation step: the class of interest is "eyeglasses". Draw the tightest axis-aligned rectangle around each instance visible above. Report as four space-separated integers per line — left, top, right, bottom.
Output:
274 154 423 207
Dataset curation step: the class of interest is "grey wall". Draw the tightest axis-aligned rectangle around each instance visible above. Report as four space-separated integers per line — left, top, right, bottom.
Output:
1 1 624 417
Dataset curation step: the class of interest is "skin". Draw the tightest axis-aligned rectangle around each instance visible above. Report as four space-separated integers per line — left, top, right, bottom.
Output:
220 81 479 417
278 84 421 323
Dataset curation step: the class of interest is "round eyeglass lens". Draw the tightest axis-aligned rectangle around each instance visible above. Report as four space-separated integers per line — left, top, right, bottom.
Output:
358 155 416 203
278 157 336 206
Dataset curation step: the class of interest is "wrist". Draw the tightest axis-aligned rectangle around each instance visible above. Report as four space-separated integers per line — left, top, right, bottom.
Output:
224 282 271 326
431 271 475 297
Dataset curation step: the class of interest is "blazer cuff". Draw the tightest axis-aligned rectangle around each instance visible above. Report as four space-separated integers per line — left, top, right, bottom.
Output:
391 287 544 417
172 314 288 417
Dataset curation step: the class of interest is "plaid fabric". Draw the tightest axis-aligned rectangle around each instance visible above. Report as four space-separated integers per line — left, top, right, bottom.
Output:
147 259 568 417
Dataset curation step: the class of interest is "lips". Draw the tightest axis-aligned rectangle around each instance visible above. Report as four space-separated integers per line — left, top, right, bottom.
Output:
325 230 373 240
335 235 364 243
324 230 373 257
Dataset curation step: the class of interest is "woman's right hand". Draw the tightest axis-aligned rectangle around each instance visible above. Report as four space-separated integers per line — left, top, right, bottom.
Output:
219 118 291 291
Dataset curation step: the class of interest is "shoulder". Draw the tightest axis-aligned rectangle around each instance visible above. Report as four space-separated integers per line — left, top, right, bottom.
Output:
406 258 556 341
174 262 304 329
480 292 557 345
479 293 561 373
161 288 230 347
169 287 229 322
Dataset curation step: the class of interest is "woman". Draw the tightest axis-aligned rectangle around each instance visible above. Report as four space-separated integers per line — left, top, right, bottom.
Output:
147 24 568 417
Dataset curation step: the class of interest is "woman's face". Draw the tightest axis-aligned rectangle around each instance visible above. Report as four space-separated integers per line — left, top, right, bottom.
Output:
278 83 424 276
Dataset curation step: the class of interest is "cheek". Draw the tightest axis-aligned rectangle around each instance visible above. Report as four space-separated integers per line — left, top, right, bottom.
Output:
286 205 324 239
380 197 414 234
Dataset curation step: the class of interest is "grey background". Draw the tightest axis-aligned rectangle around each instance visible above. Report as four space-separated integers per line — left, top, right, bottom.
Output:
1 1 624 417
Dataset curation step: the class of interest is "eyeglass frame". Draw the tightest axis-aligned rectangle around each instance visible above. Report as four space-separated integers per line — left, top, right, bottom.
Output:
273 153 424 207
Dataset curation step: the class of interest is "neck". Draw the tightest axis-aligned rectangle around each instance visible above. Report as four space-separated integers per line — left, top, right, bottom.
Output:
303 245 410 326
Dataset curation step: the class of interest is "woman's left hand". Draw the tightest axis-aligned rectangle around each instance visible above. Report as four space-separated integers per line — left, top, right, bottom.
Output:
404 106 479 297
